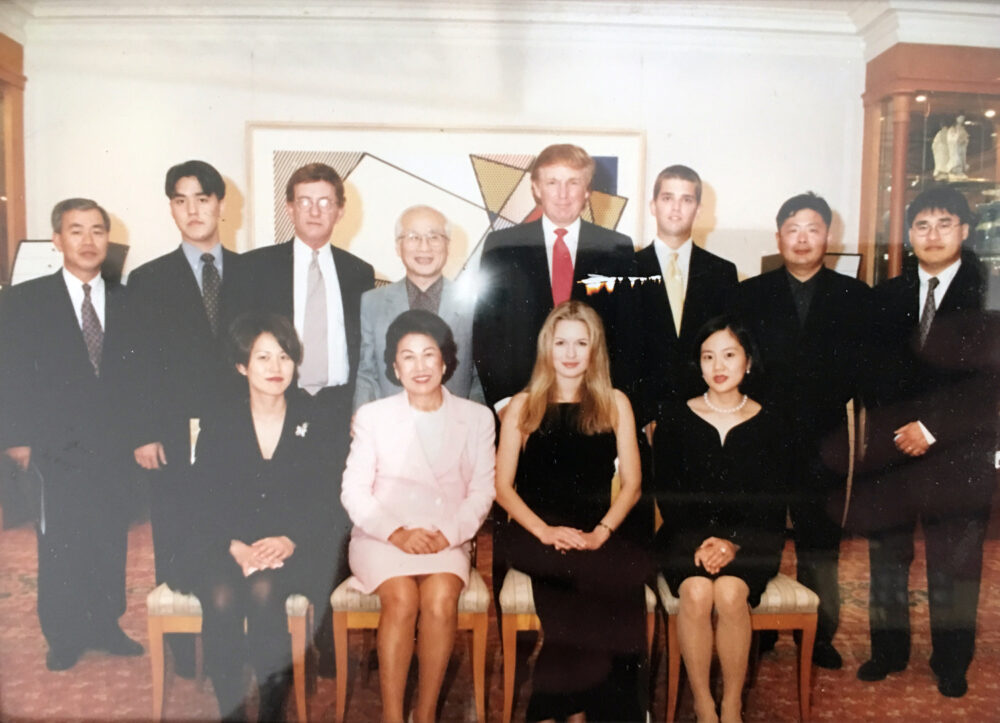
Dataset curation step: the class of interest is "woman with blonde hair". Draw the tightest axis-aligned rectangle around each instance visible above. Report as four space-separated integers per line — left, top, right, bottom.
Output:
495 300 649 722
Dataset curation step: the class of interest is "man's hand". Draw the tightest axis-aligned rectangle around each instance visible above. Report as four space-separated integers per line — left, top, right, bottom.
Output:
4 446 30 471
893 422 930 457
134 442 167 470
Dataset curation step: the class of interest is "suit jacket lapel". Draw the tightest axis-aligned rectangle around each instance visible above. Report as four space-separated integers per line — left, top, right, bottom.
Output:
681 247 714 342
49 272 95 375
167 247 215 337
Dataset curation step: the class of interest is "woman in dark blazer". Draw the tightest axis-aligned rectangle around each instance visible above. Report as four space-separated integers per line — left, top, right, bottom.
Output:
185 312 333 722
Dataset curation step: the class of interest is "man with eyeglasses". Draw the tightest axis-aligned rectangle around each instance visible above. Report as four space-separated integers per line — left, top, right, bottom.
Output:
240 161 374 676
854 185 998 698
353 205 484 410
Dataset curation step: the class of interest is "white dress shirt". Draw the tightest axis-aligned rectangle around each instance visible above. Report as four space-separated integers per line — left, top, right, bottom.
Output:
653 237 693 291
292 237 349 387
62 268 105 328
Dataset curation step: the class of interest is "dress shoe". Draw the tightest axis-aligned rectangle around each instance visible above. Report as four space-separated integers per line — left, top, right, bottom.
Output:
857 658 906 682
811 640 843 670
936 672 968 698
46 646 81 671
94 627 144 657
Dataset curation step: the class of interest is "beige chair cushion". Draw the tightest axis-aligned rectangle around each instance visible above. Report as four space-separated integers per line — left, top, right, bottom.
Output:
331 570 490 615
656 572 819 616
499 568 656 616
146 583 309 618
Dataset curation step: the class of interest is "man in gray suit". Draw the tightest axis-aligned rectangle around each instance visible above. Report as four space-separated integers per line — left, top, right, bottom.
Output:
353 204 484 410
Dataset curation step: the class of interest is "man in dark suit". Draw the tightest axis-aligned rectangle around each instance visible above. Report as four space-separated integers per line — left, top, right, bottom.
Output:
473 143 637 413
854 186 998 698
634 164 738 432
240 162 375 673
736 192 871 669
0 198 142 670
125 160 242 675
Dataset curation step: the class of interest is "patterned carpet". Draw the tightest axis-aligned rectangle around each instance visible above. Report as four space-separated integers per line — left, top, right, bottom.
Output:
1 514 999 721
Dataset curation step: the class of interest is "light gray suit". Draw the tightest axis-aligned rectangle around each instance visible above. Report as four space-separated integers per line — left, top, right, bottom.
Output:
353 278 485 410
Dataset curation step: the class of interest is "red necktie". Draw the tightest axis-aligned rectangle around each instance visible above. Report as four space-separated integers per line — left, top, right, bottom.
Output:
551 228 573 305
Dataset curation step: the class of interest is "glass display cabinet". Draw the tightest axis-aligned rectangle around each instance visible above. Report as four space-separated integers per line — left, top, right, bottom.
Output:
859 43 1000 307
0 32 25 286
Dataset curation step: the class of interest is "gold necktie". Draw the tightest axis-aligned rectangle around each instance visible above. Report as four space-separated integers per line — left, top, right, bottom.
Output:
665 251 684 335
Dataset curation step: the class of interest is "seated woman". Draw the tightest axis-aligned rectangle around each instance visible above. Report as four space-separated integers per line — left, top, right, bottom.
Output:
653 315 791 723
186 312 334 722
341 309 495 723
495 300 649 723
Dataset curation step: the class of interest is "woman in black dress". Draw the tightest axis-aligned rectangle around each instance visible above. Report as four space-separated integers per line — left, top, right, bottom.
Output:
653 316 791 723
185 313 334 721
495 300 649 722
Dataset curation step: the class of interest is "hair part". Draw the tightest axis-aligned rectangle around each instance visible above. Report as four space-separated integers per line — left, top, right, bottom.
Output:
519 300 617 436
285 162 346 206
775 191 832 230
165 160 226 200
383 309 459 386
652 164 702 203
51 198 110 234
529 144 595 187
906 185 975 228
690 314 763 394
227 312 303 368
394 204 452 240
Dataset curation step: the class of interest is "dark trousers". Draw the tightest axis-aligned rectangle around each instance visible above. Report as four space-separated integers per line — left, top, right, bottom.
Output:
37 463 128 653
790 495 842 645
867 511 989 676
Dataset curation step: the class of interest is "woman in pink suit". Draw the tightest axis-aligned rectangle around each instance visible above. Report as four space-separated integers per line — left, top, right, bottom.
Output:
341 309 495 723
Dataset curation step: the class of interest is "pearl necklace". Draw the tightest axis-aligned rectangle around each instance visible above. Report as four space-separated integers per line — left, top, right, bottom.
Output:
703 392 748 414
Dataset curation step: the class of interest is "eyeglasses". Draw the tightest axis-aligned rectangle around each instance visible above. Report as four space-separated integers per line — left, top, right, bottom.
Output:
398 232 448 247
294 197 338 212
912 218 959 237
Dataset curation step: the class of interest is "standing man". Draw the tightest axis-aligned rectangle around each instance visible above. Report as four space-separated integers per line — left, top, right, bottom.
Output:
125 160 243 675
855 186 998 698
635 164 738 431
473 143 638 412
0 199 142 670
353 204 484 410
240 162 375 673
736 192 871 669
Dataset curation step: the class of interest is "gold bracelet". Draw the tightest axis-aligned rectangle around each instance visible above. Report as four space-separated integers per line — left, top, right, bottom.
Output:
597 522 614 534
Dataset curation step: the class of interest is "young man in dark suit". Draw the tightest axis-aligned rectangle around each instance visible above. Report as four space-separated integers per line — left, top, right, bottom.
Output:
634 164 738 434
855 186 998 698
125 160 243 675
239 162 375 674
473 143 638 414
0 199 142 670
736 192 871 669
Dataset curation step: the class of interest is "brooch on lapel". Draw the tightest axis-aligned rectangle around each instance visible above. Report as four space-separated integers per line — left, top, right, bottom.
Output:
295 423 309 438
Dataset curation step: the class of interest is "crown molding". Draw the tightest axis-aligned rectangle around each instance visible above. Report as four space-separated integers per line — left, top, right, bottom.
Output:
852 0 1000 60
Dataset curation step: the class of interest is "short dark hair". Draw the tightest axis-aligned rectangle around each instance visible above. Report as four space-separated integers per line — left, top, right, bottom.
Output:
383 309 458 386
906 185 975 228
775 192 831 230
228 312 303 368
51 198 110 234
652 164 702 203
165 160 226 200
691 314 762 393
285 163 346 206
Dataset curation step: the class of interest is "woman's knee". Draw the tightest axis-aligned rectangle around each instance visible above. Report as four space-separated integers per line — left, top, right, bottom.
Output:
419 575 462 623
678 577 714 616
713 577 750 617
378 578 420 623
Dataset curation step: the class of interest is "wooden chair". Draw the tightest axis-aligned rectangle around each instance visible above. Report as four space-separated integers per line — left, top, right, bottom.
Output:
330 569 490 722
656 572 819 722
146 583 312 720
498 567 657 723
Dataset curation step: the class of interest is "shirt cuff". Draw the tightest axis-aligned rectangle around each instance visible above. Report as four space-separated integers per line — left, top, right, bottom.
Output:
916 421 936 445
493 396 512 414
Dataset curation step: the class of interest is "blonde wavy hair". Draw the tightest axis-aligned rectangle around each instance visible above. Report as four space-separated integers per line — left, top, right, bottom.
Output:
519 300 618 436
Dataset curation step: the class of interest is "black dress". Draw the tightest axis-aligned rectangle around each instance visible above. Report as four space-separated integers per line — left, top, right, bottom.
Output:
499 403 649 722
183 390 337 718
653 403 791 607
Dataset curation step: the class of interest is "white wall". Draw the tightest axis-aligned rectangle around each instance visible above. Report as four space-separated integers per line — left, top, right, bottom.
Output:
19 4 869 279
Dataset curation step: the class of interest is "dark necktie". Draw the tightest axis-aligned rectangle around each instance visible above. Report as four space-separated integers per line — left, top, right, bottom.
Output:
551 228 573 305
201 253 221 335
918 276 939 347
81 282 103 376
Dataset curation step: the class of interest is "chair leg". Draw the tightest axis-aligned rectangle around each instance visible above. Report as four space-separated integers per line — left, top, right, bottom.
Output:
646 610 655 661
333 611 349 722
798 620 816 722
501 614 517 723
666 615 680 723
148 616 166 720
472 614 488 722
289 613 308 722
